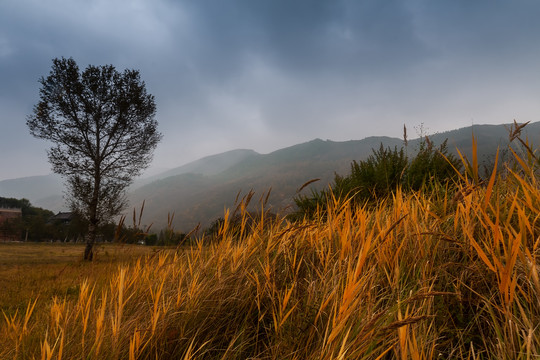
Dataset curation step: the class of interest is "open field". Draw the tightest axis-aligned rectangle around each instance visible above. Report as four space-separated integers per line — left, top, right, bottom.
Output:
0 243 162 318
1 143 540 359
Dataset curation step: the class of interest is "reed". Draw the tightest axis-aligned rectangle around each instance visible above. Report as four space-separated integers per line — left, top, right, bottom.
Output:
1 135 540 359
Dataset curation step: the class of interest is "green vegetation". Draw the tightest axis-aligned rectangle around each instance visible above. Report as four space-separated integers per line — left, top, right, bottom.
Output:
292 137 461 220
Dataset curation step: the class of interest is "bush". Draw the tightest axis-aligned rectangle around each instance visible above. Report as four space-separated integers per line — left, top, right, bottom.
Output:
145 233 158 246
157 230 187 246
293 137 462 219
343 144 408 201
406 138 460 191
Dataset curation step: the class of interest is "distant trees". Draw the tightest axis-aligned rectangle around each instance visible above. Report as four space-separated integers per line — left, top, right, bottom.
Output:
27 57 162 260
292 137 461 219
0 197 49 241
0 197 76 241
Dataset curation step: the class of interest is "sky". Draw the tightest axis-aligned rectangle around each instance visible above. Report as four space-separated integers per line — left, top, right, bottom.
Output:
1 0 540 181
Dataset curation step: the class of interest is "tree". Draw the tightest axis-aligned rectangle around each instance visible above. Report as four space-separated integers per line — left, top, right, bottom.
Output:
27 57 162 260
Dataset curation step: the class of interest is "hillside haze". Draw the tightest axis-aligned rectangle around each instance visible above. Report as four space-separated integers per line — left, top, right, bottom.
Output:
134 149 258 187
2 122 539 231
128 122 540 231
129 135 405 231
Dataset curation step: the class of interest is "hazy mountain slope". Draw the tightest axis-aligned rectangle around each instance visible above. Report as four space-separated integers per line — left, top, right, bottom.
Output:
0 174 65 212
128 137 407 231
419 122 540 174
0 174 62 198
3 121 538 231
135 149 258 187
428 122 540 160
217 137 403 179
0 149 260 213
128 122 540 232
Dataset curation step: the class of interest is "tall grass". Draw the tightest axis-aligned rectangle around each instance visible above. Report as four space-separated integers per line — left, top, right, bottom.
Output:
1 136 540 358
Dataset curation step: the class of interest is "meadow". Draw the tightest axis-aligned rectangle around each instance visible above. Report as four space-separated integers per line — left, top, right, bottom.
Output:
1 140 540 359
0 243 160 319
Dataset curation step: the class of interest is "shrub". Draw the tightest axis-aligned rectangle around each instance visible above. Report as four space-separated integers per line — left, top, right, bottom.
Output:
405 138 461 191
293 137 461 219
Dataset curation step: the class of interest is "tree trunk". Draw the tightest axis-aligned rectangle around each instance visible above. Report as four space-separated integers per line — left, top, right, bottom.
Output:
83 222 96 261
85 166 100 261
83 241 93 261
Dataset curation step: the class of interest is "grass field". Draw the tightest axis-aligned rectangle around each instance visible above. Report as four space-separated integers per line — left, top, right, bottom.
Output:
0 243 160 318
1 140 540 359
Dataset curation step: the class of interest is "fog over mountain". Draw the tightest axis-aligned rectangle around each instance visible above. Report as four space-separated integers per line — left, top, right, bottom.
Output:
2 122 538 231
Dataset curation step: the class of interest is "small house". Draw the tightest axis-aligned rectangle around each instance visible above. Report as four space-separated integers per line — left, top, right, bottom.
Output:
49 212 74 225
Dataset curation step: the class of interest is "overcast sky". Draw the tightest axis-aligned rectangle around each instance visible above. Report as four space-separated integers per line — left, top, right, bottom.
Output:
1 0 540 181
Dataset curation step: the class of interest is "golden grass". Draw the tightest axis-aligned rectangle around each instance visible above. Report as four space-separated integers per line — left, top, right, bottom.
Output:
2 144 540 359
0 243 159 324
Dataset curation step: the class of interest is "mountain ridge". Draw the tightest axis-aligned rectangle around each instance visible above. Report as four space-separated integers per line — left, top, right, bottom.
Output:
2 121 539 231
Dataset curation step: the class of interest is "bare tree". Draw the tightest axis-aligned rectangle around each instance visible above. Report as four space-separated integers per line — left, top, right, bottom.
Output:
27 57 162 260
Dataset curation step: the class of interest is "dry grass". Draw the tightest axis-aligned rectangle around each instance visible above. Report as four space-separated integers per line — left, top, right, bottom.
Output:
0 243 159 321
2 138 540 359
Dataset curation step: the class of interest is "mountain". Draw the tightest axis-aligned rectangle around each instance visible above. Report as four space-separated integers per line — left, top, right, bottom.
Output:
0 149 260 213
2 121 539 230
133 149 258 187
128 122 540 232
129 122 540 231
429 122 540 160
0 174 64 212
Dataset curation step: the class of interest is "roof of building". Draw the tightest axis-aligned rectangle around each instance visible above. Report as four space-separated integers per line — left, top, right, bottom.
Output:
49 212 74 221
0 208 22 213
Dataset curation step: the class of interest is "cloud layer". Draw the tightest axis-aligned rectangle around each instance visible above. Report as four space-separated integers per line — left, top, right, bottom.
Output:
1 0 540 180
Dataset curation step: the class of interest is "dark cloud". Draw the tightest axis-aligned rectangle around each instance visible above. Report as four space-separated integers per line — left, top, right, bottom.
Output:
1 0 540 180
177 0 430 81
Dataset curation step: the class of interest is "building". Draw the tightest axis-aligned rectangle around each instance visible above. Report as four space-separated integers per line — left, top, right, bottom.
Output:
49 212 74 225
0 208 22 241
